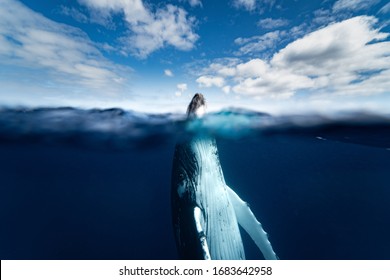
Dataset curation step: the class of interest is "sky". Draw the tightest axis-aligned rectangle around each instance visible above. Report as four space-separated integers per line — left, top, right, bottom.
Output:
0 0 389 114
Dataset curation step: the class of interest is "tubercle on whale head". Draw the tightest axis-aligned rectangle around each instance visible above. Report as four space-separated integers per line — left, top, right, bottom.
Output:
187 93 207 119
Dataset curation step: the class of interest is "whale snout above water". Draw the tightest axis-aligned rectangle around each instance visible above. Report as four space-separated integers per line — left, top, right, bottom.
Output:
186 93 206 118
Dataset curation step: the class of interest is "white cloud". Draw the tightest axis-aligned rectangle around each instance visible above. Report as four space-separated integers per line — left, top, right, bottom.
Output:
196 76 225 88
196 58 242 76
60 6 89 23
78 0 149 24
187 0 202 7
79 0 199 58
233 0 256 11
379 2 390 14
222 86 231 94
217 66 236 77
177 83 188 92
272 16 389 77
333 0 380 12
232 0 276 12
178 0 202 7
235 59 269 78
0 0 130 92
312 8 338 26
164 69 174 77
230 59 313 97
60 5 116 29
175 83 188 97
192 58 314 98
234 31 284 56
195 16 390 100
257 18 289 29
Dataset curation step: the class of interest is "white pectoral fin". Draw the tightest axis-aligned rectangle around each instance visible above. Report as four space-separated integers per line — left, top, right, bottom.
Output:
226 186 278 260
194 207 211 260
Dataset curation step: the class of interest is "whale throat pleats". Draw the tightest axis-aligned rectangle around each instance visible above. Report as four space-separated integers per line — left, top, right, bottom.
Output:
192 139 245 260
171 136 276 260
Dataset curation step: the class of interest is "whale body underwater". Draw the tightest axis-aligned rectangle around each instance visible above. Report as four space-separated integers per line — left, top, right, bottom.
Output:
171 135 278 260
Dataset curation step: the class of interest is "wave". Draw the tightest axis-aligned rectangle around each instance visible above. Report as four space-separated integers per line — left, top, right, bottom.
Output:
0 107 389 149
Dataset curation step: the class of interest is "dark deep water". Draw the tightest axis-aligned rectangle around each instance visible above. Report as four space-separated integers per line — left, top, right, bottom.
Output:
0 107 389 260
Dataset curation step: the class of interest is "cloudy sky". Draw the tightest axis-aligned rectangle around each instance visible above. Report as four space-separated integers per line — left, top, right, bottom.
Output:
0 0 389 113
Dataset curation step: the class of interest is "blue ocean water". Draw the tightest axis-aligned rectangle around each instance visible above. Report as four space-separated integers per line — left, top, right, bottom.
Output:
0 107 389 260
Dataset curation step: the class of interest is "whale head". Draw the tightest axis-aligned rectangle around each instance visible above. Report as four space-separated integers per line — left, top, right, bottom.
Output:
187 93 206 118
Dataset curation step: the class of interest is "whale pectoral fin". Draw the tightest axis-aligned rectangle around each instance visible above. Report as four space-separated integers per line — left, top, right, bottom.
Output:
194 207 211 260
226 186 278 260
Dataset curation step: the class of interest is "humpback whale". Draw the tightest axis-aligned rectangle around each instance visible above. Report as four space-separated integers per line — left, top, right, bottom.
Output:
171 94 278 260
